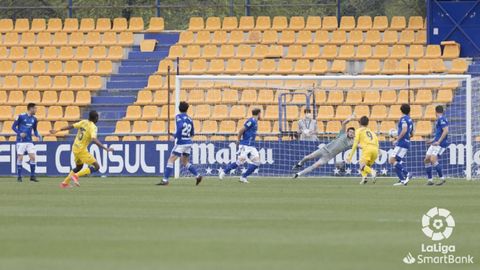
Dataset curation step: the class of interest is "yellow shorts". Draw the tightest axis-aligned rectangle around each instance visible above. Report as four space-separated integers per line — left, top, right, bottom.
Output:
360 147 378 167
73 149 96 166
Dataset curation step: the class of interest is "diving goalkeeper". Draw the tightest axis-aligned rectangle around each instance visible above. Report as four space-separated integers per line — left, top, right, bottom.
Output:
292 114 355 178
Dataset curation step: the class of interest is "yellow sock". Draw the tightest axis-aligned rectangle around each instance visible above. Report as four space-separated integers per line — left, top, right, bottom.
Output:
361 170 368 178
63 171 74 184
77 167 91 177
363 165 372 175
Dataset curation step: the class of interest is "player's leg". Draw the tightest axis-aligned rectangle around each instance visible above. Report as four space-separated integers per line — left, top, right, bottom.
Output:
61 163 83 188
240 147 260 183
359 149 376 184
221 145 246 178
158 153 179 185
15 143 25 182
294 152 329 178
180 154 203 186
69 152 98 186
424 146 435 185
430 148 445 185
293 148 324 170
27 143 38 182
389 147 409 184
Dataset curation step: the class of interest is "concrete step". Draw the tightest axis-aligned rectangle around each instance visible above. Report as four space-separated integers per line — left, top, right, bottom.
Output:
91 96 137 104
106 80 148 89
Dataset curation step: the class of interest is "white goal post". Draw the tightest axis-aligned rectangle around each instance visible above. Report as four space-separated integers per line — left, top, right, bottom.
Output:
174 74 475 180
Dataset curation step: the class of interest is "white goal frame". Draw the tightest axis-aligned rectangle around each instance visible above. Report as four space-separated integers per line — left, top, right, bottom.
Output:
175 74 473 179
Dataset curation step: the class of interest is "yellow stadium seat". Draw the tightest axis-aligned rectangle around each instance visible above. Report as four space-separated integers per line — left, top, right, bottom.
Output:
406 44 424 58
50 75 67 90
370 105 387 120
193 104 211 119
112 18 127 32
85 32 101 45
49 32 67 46
362 59 380 74
132 121 148 133
331 30 347 45
63 60 79 74
381 59 397 75
0 105 11 120
211 30 227 44
422 105 436 120
442 43 460 59
1 121 14 135
167 44 183 58
291 30 310 45
142 105 158 120
25 90 40 104
289 16 305 30
25 46 41 60
0 19 13 32
13 61 29 75
121 135 136 141
190 59 207 74
127 17 144 32
0 60 12 75
208 59 224 74
415 89 432 104
240 59 257 74
75 91 90 105
255 16 271 30
188 89 204 104
219 120 236 133
357 16 372 30
364 30 381 45
321 45 337 59
220 89 237 104
21 32 35 45
56 90 74 105
279 30 295 45
27 60 44 75
62 18 78 32
4 32 18 46
78 18 94 31
246 30 261 43
232 44 249 58
338 45 354 59
40 46 57 60
378 121 395 134
2 75 18 90
85 75 101 90
229 105 246 119
354 44 372 60
437 89 453 103
78 60 94 75
263 105 279 120
414 59 431 74
97 60 112 75
326 90 344 105
57 46 73 60
399 30 414 44
19 75 35 90
14 19 29 32
100 32 116 46
325 121 342 134
47 106 63 120
310 59 326 74
301 44 318 59
425 44 441 58
415 121 432 136
238 16 254 30
37 121 53 135
184 45 200 59
150 120 166 133
258 59 276 74
226 30 244 44
387 105 402 120
261 30 278 44
222 17 238 31
255 121 271 133
272 16 288 30
107 46 123 60
0 90 6 103
285 45 302 59
372 45 388 59
314 91 327 103
267 44 282 58
381 30 398 45
354 105 370 118
118 32 133 45
195 30 210 44
347 30 363 45
152 90 167 104
9 46 24 60
240 89 257 104
322 16 338 30
69 32 84 46
345 91 363 105
256 90 273 104
219 44 234 58
293 59 311 74
430 59 446 73
13 106 27 117
95 18 111 31
135 90 152 105
31 18 46 32
147 17 164 32
8 91 24 104
69 76 85 90
203 88 221 104
115 120 131 133
145 75 163 90
390 16 406 30
390 44 406 59
449 58 468 74
372 16 388 30
304 16 321 30
189 17 204 30
415 30 426 44
225 59 241 74
201 120 218 133
205 17 221 30
408 16 424 30
277 59 293 74
339 16 355 30
124 105 141 120
0 47 7 58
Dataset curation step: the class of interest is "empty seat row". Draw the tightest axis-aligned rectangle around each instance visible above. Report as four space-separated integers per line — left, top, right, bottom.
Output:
0 32 133 46
178 29 426 45
0 46 123 60
166 44 454 60
188 16 425 31
0 75 102 90
0 105 80 120
0 60 113 75
363 58 467 74
0 17 147 33
0 91 91 106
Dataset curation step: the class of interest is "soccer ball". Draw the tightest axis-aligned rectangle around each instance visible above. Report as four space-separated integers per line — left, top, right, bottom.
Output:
388 128 398 138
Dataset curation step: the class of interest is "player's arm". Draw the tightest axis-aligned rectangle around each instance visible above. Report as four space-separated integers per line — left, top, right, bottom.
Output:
91 138 113 152
11 116 24 137
346 131 360 163
32 119 42 141
433 126 449 146
173 119 182 140
49 124 74 134
237 127 245 143
394 121 407 145
340 114 355 132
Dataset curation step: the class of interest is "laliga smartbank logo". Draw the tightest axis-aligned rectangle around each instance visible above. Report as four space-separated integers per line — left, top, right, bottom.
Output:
402 207 474 265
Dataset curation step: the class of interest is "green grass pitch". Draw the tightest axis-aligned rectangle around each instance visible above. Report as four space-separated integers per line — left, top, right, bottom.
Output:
0 177 479 270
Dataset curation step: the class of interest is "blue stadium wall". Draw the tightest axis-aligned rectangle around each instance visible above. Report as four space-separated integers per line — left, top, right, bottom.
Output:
427 0 480 57
0 141 472 178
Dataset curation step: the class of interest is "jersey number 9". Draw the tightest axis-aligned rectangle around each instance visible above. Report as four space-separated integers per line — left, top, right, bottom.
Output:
366 131 373 141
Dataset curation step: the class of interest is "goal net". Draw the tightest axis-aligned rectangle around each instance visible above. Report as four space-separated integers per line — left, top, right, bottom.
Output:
173 75 477 180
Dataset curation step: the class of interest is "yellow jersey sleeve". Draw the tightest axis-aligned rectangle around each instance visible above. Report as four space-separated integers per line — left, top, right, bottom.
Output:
90 124 97 139
73 120 84 129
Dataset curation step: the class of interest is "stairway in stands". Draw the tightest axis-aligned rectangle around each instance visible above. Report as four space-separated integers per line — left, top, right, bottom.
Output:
82 32 179 135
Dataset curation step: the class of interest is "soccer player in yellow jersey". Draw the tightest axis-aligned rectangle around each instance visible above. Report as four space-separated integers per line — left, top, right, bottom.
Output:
50 111 112 188
346 116 379 184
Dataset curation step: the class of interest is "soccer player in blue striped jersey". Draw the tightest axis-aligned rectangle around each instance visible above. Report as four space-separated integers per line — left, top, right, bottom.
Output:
392 104 414 186
11 103 42 182
425 105 449 186
157 101 202 186
219 108 261 183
